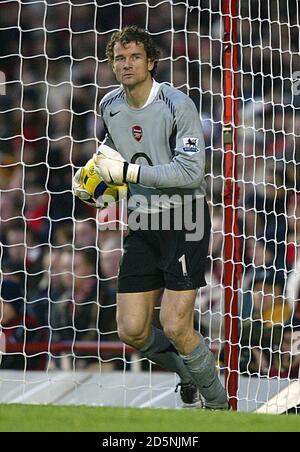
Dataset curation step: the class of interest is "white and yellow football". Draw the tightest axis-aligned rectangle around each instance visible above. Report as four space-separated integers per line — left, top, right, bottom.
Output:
79 158 127 209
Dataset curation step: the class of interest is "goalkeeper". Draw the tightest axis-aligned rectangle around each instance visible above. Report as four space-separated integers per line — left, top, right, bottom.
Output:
74 26 228 409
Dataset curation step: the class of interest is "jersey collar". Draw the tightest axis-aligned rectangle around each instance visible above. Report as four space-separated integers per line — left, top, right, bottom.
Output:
141 79 161 108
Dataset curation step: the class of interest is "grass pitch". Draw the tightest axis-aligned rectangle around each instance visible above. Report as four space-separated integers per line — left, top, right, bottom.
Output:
0 404 300 432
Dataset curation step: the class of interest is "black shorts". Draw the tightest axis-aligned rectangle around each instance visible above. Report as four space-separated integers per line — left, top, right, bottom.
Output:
117 197 211 293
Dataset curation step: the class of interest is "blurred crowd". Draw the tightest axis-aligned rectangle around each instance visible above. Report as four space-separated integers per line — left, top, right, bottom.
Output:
0 0 300 378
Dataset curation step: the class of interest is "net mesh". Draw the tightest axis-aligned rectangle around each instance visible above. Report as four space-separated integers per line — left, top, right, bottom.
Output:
0 0 300 411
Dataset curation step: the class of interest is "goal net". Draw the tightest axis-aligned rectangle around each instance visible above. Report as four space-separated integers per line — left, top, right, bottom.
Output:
0 0 300 413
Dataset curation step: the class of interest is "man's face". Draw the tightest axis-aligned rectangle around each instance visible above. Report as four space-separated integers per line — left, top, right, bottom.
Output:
112 41 154 87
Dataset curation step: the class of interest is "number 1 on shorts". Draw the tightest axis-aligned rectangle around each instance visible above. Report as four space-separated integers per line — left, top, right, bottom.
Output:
179 254 188 277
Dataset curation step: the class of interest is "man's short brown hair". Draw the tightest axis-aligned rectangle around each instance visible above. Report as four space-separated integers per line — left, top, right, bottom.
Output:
106 26 160 77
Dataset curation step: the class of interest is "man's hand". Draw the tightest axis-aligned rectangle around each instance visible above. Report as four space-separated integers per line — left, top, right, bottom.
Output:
93 144 140 185
73 167 97 207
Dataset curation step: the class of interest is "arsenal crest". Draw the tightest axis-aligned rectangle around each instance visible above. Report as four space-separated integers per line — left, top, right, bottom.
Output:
132 124 143 142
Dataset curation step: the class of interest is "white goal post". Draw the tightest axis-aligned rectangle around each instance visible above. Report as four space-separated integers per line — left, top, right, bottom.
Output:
0 0 300 413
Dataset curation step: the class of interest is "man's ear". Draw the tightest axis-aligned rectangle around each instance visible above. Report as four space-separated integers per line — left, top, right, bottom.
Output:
148 59 155 72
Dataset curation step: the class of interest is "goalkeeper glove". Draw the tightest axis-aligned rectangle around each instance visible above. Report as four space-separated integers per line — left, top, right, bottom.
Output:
93 144 140 185
73 167 97 207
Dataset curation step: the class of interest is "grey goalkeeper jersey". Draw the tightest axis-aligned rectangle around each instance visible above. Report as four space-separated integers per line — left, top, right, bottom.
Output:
99 82 207 213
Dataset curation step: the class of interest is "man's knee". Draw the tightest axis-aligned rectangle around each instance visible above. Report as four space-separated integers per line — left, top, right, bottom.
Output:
117 320 150 349
162 320 196 350
162 322 184 345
